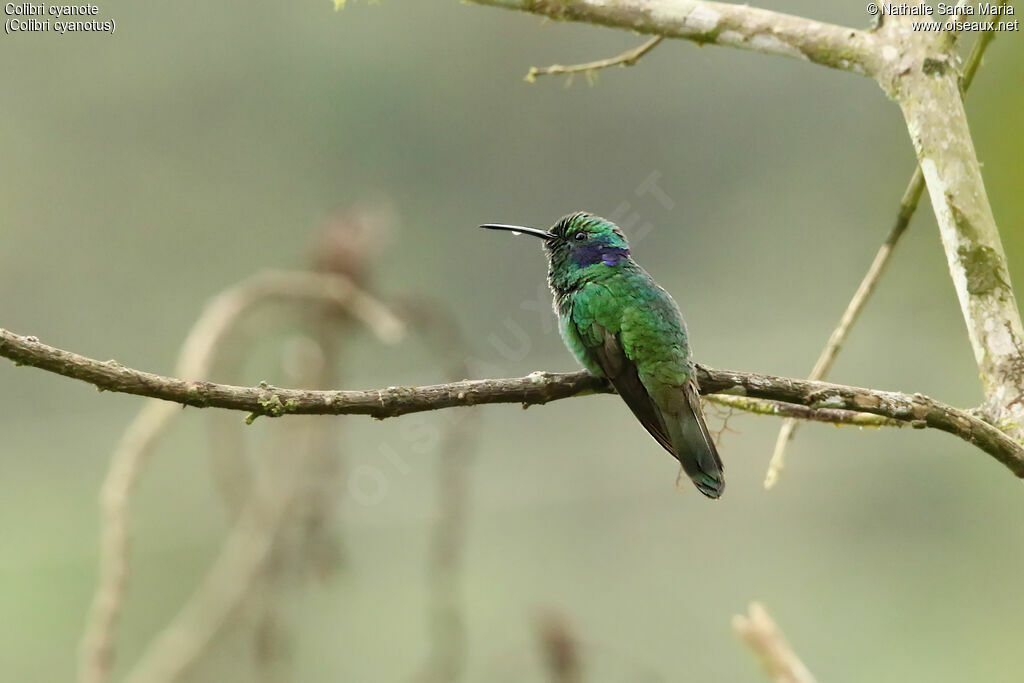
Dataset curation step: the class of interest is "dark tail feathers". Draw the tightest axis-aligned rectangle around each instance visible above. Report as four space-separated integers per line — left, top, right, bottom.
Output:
676 384 725 499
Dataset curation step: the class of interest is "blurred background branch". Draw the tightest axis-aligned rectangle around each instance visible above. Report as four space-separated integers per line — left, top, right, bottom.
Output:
401 300 481 683
537 611 583 683
76 266 404 683
733 603 816 683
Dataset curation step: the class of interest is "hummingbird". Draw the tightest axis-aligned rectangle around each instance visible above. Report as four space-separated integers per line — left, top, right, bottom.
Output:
480 212 724 499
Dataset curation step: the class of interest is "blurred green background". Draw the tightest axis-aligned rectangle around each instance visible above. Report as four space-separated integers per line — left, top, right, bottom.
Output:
3 1 1024 681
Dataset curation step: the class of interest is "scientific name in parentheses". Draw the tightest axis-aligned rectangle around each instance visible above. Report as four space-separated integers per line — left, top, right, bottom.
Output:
5 3 115 34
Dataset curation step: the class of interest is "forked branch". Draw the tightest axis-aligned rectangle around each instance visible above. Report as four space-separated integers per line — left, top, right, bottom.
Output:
75 271 404 683
765 21 1004 488
470 0 883 75
471 0 1024 468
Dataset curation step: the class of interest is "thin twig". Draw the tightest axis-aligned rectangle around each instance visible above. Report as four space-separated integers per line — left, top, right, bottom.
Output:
75 271 404 683
526 36 663 83
764 22 1003 489
764 173 923 488
707 395 903 428
3 328 1023 478
733 603 816 683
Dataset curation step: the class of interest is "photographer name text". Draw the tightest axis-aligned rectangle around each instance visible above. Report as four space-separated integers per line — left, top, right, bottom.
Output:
864 2 1018 30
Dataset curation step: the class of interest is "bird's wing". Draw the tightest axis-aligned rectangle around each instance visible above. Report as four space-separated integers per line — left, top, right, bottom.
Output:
572 313 676 456
569 281 724 498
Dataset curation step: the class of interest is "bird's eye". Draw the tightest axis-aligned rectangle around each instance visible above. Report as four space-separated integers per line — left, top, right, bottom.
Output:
573 231 587 241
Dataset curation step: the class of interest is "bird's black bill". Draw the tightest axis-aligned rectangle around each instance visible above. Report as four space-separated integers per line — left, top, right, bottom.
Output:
479 223 556 240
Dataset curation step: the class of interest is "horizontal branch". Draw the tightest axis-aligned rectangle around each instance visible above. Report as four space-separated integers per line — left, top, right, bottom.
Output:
470 0 882 76
2 328 1022 477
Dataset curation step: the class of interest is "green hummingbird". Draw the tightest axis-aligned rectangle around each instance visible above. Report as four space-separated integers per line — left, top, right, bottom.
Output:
481 212 724 498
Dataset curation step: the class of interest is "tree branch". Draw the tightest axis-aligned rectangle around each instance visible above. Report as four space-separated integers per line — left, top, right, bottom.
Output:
877 14 1024 438
707 394 903 428
401 300 480 683
122 466 297 683
733 603 816 683
526 35 663 83
465 1 1024 438
469 0 882 75
465 2 1024 446
3 327 1022 478
76 270 404 683
537 612 583 683
765 21 1002 489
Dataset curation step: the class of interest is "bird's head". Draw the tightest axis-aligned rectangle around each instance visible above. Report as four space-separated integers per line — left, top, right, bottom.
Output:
480 212 632 275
